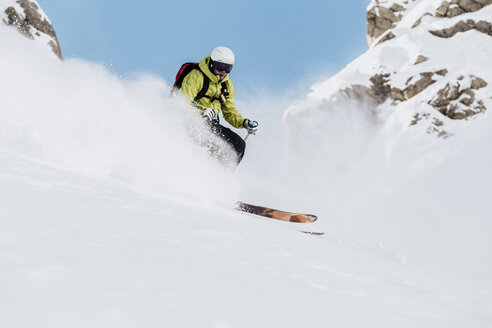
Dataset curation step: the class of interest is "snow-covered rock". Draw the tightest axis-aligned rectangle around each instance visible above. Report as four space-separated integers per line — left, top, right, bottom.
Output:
367 0 492 46
435 0 492 18
366 0 408 46
287 0 492 141
0 0 62 59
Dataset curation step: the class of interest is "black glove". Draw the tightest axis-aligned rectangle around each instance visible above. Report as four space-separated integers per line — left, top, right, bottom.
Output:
243 119 259 134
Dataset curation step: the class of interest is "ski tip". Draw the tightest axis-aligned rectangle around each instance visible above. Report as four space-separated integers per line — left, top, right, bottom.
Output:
289 214 318 223
306 214 318 223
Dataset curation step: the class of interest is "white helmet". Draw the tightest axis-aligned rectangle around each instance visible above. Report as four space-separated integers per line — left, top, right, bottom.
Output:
210 46 235 65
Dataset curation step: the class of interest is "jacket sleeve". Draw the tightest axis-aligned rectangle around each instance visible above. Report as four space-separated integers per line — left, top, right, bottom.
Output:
179 70 205 110
221 81 246 129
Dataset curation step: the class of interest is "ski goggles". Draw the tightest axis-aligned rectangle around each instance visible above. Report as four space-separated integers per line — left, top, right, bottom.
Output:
212 61 233 74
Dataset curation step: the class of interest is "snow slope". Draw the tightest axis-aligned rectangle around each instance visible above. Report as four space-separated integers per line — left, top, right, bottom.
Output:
1 152 491 327
1 1 492 327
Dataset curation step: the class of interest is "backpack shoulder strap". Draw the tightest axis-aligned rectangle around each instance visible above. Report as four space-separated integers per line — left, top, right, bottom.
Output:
194 68 210 103
221 82 229 95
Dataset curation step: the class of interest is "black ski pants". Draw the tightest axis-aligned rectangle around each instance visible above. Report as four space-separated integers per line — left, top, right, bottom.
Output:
208 121 246 166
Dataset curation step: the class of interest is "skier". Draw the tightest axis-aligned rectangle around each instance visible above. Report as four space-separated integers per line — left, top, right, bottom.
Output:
173 46 258 167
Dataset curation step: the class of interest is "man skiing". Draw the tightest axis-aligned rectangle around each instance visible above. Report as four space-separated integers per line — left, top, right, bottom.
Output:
173 46 258 167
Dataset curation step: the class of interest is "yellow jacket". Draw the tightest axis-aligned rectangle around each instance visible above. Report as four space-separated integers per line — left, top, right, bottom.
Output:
180 56 245 129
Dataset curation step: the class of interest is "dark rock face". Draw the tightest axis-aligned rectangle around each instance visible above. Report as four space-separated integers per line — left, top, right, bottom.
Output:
391 72 438 102
366 71 489 123
430 19 492 38
367 3 406 46
375 31 396 46
366 70 449 104
336 77 392 108
429 76 488 119
339 68 448 111
414 55 429 65
3 0 62 59
435 0 492 18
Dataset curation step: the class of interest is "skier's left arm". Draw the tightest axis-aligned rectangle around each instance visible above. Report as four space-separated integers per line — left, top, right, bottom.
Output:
221 81 253 129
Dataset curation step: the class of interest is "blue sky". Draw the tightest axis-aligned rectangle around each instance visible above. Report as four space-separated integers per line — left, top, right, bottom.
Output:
37 0 370 97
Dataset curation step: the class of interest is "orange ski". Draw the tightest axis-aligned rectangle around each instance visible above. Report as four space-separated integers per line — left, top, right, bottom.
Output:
236 202 318 223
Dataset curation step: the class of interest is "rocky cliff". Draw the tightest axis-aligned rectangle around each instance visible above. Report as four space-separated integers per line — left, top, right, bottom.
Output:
0 0 62 59
286 0 492 139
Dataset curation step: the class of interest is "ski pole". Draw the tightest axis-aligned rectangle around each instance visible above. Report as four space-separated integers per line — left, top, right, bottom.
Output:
244 128 257 141
244 132 252 141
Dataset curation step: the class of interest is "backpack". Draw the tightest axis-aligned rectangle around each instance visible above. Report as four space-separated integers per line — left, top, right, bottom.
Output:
171 62 230 105
171 62 210 103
